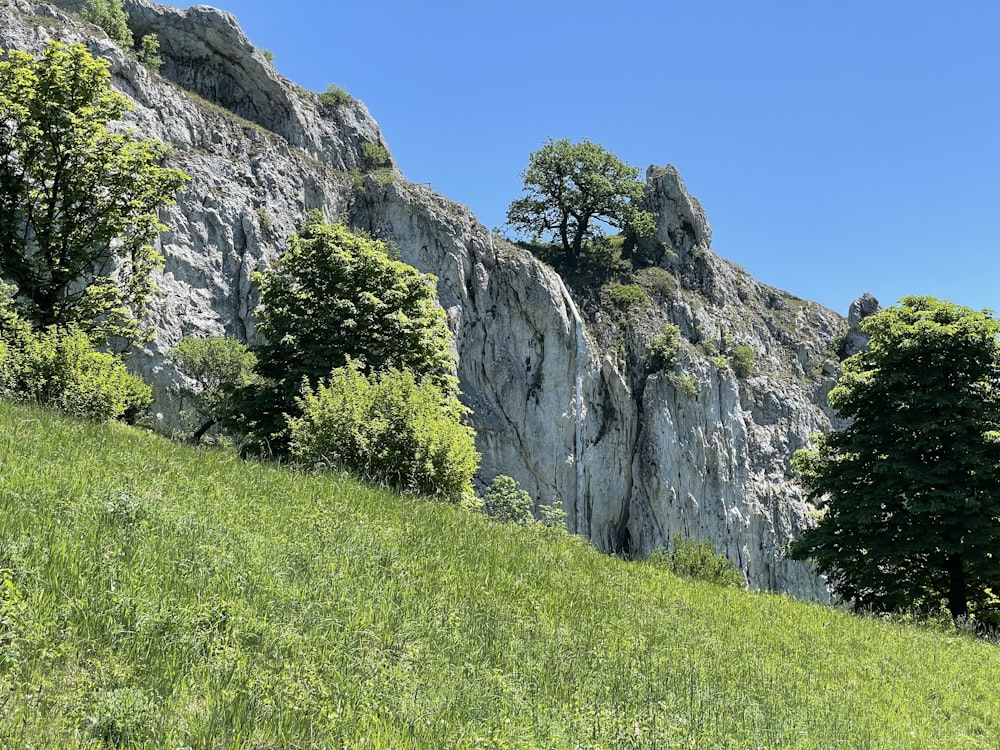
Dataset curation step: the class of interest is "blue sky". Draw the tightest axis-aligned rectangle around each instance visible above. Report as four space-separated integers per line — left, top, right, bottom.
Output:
195 1 999 317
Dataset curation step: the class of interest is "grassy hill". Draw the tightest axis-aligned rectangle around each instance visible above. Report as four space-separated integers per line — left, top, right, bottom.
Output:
1 402 998 748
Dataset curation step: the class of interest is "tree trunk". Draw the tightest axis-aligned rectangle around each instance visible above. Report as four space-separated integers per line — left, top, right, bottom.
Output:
946 552 969 623
191 418 218 445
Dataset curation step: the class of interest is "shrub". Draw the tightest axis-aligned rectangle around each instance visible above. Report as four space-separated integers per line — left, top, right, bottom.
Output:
318 84 351 109
288 364 479 503
360 142 391 170
643 324 681 373
482 475 534 525
729 345 757 378
669 372 698 396
647 537 744 589
139 33 162 72
609 283 650 310
80 0 132 48
1 325 151 422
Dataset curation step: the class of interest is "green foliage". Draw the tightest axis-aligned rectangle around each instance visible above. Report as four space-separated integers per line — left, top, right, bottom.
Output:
167 336 258 444
0 41 189 346
232 217 456 454
789 296 1000 624
647 537 745 589
318 83 351 109
360 141 391 170
85 687 157 746
643 323 681 373
0 307 150 422
669 372 699 396
507 138 655 259
729 344 756 378
138 33 162 72
482 474 534 525
80 0 133 48
288 364 478 503
260 48 275 64
2 402 1000 746
609 282 650 311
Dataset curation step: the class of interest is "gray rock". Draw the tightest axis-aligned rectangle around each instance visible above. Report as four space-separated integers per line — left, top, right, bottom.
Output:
842 292 880 358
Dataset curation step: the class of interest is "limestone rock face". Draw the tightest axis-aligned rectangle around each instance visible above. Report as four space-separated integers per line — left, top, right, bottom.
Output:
842 292 881 358
2 1 856 600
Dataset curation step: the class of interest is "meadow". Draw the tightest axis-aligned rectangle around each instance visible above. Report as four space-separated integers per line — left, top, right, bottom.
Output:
1 401 999 748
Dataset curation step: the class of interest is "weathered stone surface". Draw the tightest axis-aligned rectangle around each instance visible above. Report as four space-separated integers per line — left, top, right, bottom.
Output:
1 0 859 600
842 292 881 358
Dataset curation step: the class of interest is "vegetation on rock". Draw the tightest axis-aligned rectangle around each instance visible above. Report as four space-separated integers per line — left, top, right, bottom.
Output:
506 138 654 260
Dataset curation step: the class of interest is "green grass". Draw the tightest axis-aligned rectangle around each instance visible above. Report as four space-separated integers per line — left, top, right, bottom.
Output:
1 401 999 748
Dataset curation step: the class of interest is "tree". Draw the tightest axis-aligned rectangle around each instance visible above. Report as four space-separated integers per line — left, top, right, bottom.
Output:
167 336 259 444
506 138 654 259
788 297 1000 625
0 41 188 345
230 215 456 453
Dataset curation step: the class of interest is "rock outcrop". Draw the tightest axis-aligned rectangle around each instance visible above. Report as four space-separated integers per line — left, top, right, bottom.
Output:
1 0 865 599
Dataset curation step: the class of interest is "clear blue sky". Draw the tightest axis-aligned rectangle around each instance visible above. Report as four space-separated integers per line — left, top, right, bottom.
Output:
195 1 999 317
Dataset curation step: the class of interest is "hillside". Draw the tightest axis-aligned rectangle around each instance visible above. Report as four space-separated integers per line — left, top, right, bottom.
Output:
1 401 998 748
0 0 861 598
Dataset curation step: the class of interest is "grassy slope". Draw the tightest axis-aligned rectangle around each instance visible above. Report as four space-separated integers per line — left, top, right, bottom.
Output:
1 402 998 749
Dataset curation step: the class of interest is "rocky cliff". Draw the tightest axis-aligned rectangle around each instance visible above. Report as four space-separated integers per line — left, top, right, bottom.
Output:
1 0 864 599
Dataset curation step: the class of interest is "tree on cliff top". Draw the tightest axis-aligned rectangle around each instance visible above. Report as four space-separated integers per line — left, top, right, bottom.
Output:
0 41 188 346
788 296 1000 626
506 138 654 260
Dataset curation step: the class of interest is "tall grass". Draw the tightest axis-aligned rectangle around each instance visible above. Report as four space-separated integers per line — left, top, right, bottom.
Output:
1 401 999 748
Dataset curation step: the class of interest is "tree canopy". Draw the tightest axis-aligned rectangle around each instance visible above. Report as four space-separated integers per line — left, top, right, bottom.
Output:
230 216 457 453
506 138 654 259
0 41 188 345
788 296 1000 625
168 336 259 444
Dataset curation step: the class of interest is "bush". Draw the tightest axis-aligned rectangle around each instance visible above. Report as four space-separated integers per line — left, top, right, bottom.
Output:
139 33 162 72
1 324 151 422
647 537 744 589
643 324 681 373
318 84 351 109
288 364 479 503
729 345 757 378
81 0 132 48
482 475 534 525
609 283 650 310
360 142 391 170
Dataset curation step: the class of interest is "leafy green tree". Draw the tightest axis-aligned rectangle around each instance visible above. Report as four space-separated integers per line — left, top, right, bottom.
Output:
288 364 479 503
167 336 259 444
231 216 456 453
0 41 188 345
506 138 655 259
788 297 1000 624
81 0 133 49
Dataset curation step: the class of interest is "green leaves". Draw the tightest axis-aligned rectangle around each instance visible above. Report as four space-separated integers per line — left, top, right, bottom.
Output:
289 364 478 503
506 138 654 259
0 41 188 347
233 219 458 455
789 296 1000 624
